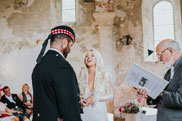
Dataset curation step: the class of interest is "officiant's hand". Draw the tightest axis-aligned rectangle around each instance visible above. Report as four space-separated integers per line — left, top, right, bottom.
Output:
137 87 149 97
159 91 164 97
87 96 94 105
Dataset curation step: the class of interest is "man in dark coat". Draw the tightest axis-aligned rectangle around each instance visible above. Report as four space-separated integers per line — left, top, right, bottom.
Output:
1 86 29 112
32 25 82 121
138 39 182 121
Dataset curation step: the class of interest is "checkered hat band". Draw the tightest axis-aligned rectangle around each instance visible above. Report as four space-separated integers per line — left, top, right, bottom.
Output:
51 29 75 42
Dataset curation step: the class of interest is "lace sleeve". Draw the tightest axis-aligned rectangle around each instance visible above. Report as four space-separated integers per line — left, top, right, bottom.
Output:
93 72 113 105
99 73 113 101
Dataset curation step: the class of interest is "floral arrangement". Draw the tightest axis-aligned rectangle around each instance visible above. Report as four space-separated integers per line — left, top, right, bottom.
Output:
119 96 145 114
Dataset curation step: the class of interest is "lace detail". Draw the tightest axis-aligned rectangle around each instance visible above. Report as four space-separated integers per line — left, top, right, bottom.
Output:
80 72 113 121
78 49 113 121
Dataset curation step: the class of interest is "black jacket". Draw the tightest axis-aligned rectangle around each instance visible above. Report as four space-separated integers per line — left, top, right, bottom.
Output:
32 50 82 121
1 94 28 112
147 56 182 121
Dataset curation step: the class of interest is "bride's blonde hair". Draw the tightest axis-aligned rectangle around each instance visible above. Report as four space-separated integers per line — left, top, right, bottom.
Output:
78 49 108 95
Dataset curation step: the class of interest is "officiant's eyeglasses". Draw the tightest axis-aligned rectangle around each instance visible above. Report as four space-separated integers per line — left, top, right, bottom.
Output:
157 48 169 58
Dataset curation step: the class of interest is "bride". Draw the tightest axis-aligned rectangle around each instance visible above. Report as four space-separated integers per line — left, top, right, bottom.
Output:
78 49 113 121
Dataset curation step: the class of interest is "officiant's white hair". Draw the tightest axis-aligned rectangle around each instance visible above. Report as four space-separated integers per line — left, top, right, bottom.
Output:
78 48 108 96
163 39 181 51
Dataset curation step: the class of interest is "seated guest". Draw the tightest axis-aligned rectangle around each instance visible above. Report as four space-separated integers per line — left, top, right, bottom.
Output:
0 102 20 121
18 84 33 109
0 86 32 120
0 85 28 121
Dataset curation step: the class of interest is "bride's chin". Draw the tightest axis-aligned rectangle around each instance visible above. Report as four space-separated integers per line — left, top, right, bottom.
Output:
87 64 95 67
87 65 92 67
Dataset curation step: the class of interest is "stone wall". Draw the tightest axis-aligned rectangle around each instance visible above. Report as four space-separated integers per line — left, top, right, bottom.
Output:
0 0 51 93
0 0 172 117
113 0 167 116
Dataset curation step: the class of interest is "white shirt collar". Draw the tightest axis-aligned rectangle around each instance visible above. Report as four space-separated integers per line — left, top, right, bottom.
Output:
170 66 174 80
49 48 65 59
5 95 16 104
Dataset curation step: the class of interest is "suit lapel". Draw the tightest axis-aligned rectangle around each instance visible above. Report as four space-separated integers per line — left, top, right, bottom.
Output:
172 57 182 80
165 57 182 90
164 69 171 81
12 94 17 102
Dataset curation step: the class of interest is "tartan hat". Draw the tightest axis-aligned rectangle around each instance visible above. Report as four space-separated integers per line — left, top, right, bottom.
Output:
36 25 75 63
51 25 75 43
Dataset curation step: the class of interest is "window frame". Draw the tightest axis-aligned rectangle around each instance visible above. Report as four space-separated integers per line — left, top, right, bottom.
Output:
152 0 175 55
142 0 182 62
60 0 77 24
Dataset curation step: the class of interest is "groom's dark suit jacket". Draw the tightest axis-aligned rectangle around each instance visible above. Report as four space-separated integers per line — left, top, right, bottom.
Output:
147 56 182 121
32 50 82 121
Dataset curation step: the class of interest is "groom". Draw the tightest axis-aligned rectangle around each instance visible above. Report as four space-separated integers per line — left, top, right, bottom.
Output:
32 25 82 121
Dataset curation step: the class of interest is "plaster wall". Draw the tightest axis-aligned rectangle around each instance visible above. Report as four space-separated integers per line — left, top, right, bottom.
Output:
0 0 174 117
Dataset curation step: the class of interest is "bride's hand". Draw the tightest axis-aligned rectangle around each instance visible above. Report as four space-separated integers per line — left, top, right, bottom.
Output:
86 96 94 105
81 99 88 108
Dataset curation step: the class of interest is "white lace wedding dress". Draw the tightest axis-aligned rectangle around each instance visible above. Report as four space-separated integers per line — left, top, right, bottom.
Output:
80 73 113 121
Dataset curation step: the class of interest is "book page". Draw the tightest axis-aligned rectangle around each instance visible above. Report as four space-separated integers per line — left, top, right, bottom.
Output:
125 63 169 99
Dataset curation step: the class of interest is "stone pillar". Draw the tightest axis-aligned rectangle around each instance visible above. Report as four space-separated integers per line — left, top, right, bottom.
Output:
93 12 116 78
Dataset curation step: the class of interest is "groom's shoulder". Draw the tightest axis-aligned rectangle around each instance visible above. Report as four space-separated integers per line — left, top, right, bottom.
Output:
57 60 74 71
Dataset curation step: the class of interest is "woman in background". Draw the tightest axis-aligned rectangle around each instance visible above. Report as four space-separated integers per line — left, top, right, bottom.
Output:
18 84 33 109
78 49 113 121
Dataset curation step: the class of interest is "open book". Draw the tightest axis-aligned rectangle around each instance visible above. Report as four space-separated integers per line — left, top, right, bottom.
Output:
125 63 169 99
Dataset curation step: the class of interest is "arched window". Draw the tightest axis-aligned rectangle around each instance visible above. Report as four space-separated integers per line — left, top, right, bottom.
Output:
62 0 76 23
153 1 174 48
142 0 182 61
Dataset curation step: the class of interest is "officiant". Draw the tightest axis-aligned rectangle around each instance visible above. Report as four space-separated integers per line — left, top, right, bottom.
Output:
137 39 182 121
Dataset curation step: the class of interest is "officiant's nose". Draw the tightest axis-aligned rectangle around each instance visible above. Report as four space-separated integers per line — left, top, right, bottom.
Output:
156 42 167 62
